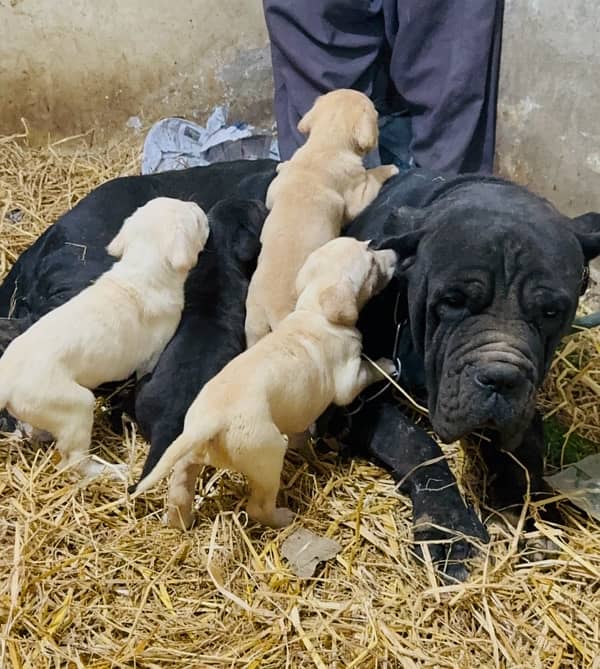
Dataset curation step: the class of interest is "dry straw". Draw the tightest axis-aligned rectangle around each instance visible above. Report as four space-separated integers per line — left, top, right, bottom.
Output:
0 129 599 668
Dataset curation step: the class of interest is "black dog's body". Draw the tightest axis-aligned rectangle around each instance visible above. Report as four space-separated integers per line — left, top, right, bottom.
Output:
134 198 267 482
0 159 277 323
1 161 598 580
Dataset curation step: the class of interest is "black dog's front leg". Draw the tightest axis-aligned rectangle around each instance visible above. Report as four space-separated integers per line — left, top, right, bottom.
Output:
482 410 561 525
317 398 489 581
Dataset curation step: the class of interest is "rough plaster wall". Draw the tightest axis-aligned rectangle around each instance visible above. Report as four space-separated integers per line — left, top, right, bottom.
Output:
497 0 600 215
0 0 273 140
2 0 598 216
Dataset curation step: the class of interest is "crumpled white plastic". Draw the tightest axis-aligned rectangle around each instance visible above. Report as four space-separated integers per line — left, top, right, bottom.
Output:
544 453 600 521
141 106 279 174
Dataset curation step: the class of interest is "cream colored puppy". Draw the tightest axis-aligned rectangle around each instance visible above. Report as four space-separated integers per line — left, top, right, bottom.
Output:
244 88 398 347
131 237 397 529
0 197 209 478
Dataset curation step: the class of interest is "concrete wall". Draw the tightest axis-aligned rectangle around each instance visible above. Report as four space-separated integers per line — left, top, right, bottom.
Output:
0 0 272 140
1 0 598 217
496 0 600 215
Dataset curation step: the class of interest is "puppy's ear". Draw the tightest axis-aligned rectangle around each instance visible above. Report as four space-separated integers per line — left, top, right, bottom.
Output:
106 218 132 258
352 111 378 155
569 212 600 261
233 200 267 264
319 279 359 326
297 99 320 135
167 220 200 272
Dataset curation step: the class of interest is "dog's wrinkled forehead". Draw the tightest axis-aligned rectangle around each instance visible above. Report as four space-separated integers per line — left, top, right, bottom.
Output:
420 205 585 291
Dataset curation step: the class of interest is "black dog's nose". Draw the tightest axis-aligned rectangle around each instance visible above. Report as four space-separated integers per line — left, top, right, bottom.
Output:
474 363 522 394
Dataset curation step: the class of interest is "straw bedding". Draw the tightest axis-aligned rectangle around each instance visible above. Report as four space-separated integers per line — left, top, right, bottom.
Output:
0 131 598 669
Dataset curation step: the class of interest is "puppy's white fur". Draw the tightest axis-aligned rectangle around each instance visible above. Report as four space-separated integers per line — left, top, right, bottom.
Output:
132 238 397 529
244 88 398 347
0 197 209 477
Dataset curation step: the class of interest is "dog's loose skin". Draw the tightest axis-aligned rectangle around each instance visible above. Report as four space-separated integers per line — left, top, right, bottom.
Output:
322 172 600 580
244 89 398 347
132 238 397 529
0 198 209 478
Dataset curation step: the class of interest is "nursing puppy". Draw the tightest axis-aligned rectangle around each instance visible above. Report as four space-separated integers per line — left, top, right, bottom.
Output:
244 89 398 346
131 238 397 529
0 197 209 478
133 198 268 485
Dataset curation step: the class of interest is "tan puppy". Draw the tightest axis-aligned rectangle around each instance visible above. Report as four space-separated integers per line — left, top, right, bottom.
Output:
0 197 209 478
131 237 397 529
244 88 398 347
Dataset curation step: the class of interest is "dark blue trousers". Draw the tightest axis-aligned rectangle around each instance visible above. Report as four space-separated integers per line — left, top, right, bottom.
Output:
263 0 504 173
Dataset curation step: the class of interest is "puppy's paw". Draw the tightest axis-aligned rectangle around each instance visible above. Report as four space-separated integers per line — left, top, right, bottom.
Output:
374 357 396 378
271 507 295 528
0 410 19 434
74 456 129 482
382 164 399 180
164 507 196 530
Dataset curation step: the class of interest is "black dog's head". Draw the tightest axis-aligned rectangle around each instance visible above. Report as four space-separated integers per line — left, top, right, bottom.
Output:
378 179 600 450
207 198 267 278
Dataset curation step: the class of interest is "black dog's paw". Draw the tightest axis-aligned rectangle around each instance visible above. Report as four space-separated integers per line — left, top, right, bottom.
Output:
411 499 489 582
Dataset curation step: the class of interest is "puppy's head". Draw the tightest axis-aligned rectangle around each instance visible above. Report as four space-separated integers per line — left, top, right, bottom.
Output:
297 89 379 155
207 198 267 276
107 197 210 273
295 238 397 326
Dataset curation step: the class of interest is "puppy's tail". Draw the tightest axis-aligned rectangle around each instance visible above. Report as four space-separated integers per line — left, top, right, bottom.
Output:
130 424 217 498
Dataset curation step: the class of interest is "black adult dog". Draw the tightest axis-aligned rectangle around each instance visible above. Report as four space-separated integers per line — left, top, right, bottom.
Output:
316 169 600 579
1 162 598 581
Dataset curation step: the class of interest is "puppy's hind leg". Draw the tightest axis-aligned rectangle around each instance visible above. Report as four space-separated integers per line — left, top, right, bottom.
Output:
165 455 202 530
52 385 126 480
237 426 293 528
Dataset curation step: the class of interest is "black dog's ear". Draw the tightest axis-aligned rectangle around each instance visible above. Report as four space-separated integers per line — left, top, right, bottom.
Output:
208 198 267 265
233 199 268 264
569 212 600 261
371 227 428 273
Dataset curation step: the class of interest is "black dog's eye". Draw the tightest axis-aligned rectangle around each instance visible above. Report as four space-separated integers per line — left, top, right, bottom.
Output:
441 293 467 309
540 307 565 324
436 292 469 321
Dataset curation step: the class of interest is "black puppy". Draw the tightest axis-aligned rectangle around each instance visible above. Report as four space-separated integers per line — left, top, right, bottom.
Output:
132 198 267 486
315 170 600 580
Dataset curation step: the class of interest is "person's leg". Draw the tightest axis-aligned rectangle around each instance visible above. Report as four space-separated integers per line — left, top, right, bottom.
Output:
263 0 386 161
384 0 504 173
